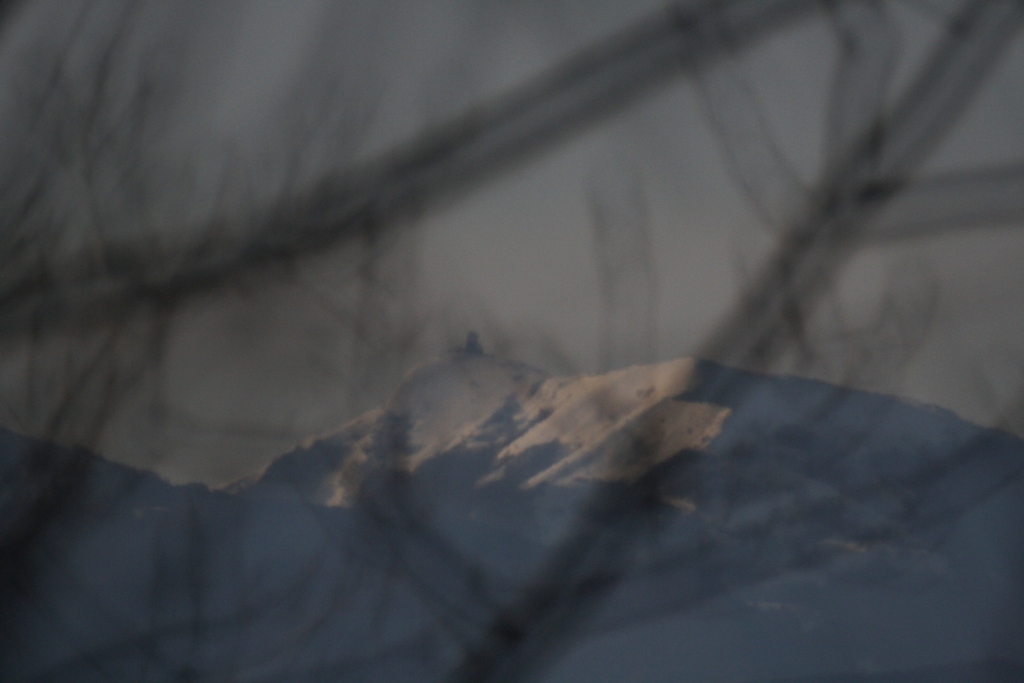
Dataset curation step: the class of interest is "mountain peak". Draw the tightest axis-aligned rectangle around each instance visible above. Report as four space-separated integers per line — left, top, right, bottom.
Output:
251 354 732 516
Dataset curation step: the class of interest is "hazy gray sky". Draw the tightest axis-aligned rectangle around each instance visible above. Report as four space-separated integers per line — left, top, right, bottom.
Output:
2 0 1023 483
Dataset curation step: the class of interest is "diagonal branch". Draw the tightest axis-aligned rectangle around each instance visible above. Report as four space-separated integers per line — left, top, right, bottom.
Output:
0 0 818 339
862 163 1024 242
443 2 1024 681
699 0 1024 370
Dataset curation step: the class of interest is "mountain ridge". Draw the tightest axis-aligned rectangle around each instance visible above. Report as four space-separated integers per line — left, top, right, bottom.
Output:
1 351 1022 682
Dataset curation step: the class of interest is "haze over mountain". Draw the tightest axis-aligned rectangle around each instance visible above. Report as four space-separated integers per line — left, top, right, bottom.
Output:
2 342 1023 682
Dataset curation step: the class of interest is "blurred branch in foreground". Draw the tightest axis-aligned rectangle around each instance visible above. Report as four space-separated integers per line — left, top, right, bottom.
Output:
2 1 1023 682
0 0 818 339
444 1 1024 681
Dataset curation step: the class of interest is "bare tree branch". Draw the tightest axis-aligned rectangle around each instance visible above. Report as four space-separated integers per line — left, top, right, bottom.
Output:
862 163 1024 242
588 160 657 371
443 2 1024 681
701 0 1024 370
0 0 818 339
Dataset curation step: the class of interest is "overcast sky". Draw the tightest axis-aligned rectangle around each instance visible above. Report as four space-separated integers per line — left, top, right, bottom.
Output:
1 0 1023 484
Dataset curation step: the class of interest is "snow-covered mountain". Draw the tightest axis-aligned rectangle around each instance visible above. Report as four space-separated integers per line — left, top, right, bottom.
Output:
249 348 729 545
2 344 1023 682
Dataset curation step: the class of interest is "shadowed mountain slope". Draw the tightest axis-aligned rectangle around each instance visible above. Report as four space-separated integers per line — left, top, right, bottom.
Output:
1 349 1022 682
